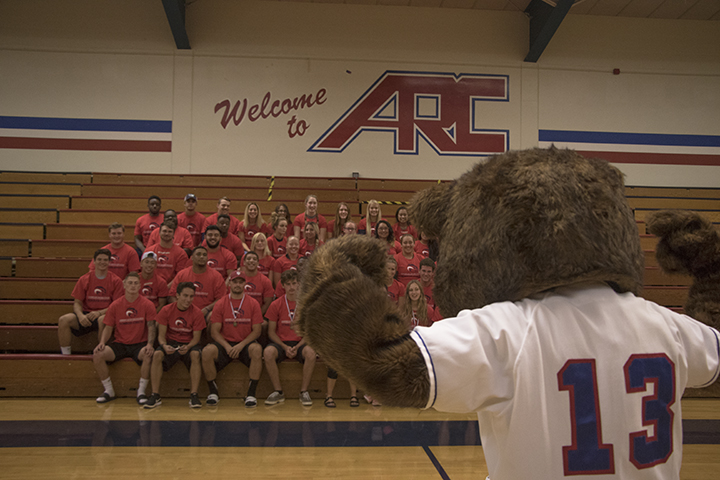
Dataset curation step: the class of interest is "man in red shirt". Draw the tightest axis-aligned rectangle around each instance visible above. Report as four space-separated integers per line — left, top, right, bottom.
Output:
202 270 264 407
89 223 140 279
204 225 237 279
92 272 157 404
138 251 169 312
419 257 435 308
177 194 206 248
134 196 163 252
263 270 316 407
145 282 206 409
203 197 241 236
58 249 124 355
204 214 245 259
241 251 274 315
146 209 194 255
143 222 189 285
169 246 226 322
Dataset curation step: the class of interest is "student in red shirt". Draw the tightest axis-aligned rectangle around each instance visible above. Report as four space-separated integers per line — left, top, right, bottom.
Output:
299 222 324 258
394 234 422 286
385 257 406 306
293 194 327 242
204 225 237 279
146 209 194 255
169 246 226 322
134 196 163 253
89 222 140 279
204 214 245 259
263 270 317 407
138 251 169 312
239 202 271 250
327 202 351 239
143 222 190 285
58 249 124 355
399 280 434 329
419 257 436 308
203 197 241 236
414 230 431 258
145 282 206 409
92 272 157 404
177 193 206 247
271 236 300 288
241 232 275 278
267 214 289 259
374 220 401 255
343 221 357 236
392 206 417 242
358 199 382 236
202 270 264 408
239 251 274 315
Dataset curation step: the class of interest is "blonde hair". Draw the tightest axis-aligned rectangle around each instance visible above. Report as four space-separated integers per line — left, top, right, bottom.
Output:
333 202 350 238
250 232 272 258
303 222 320 247
399 280 430 328
242 202 266 229
364 199 382 237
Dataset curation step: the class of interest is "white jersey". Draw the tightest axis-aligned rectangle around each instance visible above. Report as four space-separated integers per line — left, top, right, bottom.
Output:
411 283 720 480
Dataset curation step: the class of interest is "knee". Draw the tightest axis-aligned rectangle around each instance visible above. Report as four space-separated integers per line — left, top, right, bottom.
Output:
263 346 277 361
190 350 200 362
152 350 164 363
304 346 316 360
248 343 261 359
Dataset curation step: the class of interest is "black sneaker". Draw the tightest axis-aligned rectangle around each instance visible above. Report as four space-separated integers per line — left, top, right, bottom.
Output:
144 393 162 409
189 393 202 408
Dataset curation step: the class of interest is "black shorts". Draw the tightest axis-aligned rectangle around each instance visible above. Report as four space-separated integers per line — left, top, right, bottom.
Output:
70 311 98 337
267 341 308 364
214 341 257 372
107 342 146 366
156 341 202 371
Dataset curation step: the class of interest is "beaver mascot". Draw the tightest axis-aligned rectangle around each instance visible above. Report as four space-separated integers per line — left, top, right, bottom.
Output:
296 147 720 479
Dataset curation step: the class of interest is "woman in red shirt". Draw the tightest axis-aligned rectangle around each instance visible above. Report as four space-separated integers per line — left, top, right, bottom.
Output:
239 202 271 249
393 206 417 241
374 220 400 255
293 195 327 241
299 222 324 258
394 234 422 286
327 202 351 239
399 280 434 330
267 213 288 259
358 199 382 236
242 232 275 278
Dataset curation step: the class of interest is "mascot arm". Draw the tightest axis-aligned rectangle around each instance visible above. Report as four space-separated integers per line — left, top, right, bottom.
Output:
295 236 430 408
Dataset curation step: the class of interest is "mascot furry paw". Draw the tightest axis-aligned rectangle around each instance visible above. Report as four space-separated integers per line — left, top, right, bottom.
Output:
296 147 720 479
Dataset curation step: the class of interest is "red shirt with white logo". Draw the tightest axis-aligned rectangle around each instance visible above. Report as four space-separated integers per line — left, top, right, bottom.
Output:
414 240 430 258
156 302 205 344
103 295 156 345
143 244 189 283
293 213 327 240
299 239 324 258
211 294 264 343
134 213 164 247
272 255 298 276
242 271 274 306
393 224 418 242
394 252 422 286
203 213 241 236
72 271 124 312
386 279 406 304
207 248 238 279
170 266 227 310
147 226 194 251
88 243 140 280
266 295 300 342
139 271 170 308
241 222 272 248
177 211 206 247
240 254 275 277
203 236 244 258
267 235 287 259
423 283 435 308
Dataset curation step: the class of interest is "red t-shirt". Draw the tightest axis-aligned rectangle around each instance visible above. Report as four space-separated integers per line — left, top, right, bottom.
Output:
272 255 299 275
177 211 206 247
203 235 244 258
393 224 418 242
266 295 300 342
88 243 140 280
203 213 241 235
242 271 274 307
386 279 406 304
414 240 430 258
267 235 287 259
299 239 324 258
431 306 444 323
170 266 227 310
240 222 272 248
384 240 401 256
211 294 264 343
206 247 238 279
293 213 327 239
394 252 422 286
409 305 435 329
422 283 435 308
357 218 378 236
156 302 205 344
139 271 170 308
103 295 156 345
143 243 190 283
134 213 164 247
147 226 194 251
72 271 124 312
240 254 275 278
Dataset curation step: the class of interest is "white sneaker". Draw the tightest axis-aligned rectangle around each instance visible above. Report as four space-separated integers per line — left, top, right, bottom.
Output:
206 393 219 406
265 391 285 405
245 396 257 408
299 391 313 406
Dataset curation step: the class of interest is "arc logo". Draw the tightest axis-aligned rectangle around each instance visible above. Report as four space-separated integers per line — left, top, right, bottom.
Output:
278 246 286 255
157 255 168 264
234 308 245 317
193 281 204 291
175 317 187 327
207 259 218 268
125 307 138 318
310 71 509 156
407 264 418 273
186 224 196 232
141 286 153 296
244 283 257 292
110 254 119 263
93 286 107 295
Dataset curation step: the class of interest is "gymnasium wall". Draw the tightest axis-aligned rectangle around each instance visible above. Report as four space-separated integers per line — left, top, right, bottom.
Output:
0 0 718 186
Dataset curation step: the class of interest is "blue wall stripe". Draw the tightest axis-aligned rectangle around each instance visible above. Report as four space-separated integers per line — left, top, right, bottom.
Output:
0 116 172 133
539 130 720 148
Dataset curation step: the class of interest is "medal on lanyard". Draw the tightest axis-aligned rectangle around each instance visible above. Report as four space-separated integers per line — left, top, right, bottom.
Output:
230 293 245 327
285 296 294 323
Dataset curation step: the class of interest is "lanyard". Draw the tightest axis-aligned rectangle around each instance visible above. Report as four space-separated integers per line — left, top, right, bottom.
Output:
230 294 245 324
285 296 295 322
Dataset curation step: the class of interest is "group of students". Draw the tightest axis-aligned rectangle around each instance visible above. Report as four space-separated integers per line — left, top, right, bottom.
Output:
57 192 443 409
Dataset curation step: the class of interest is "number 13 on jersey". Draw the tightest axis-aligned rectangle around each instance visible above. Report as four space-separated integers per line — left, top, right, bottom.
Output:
557 354 675 476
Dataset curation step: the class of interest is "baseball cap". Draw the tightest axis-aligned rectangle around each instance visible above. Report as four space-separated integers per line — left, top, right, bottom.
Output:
229 270 246 281
141 251 157 261
184 193 197 201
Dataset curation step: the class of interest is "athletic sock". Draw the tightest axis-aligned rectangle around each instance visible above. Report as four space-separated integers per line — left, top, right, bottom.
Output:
60 346 71 355
207 380 219 396
137 378 149 396
101 377 115 397
247 379 259 398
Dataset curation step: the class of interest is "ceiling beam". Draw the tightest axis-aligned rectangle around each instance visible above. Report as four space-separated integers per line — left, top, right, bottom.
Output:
524 0 574 63
162 0 191 50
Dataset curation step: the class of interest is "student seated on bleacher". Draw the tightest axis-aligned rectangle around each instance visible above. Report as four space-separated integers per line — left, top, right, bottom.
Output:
271 236 300 288
238 251 273 316
134 196 163 254
88 223 140 279
138 251 169 312
239 202 272 250
146 209 194 256
58 248 124 355
168 246 226 323
203 225 238 280
177 193 205 248
145 281 205 409
419 257 436 309
263 270 316 407
203 214 245 259
143 222 190 286
92 272 157 404
203 197 241 236
293 194 327 242
202 270 264 408
267 214 289 259
241 232 276 278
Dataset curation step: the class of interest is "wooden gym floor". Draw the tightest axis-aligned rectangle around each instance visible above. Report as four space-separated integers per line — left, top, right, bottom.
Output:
0 397 718 479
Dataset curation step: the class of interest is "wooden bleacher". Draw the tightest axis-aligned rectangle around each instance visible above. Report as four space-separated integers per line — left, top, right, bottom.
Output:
1 170 718 399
